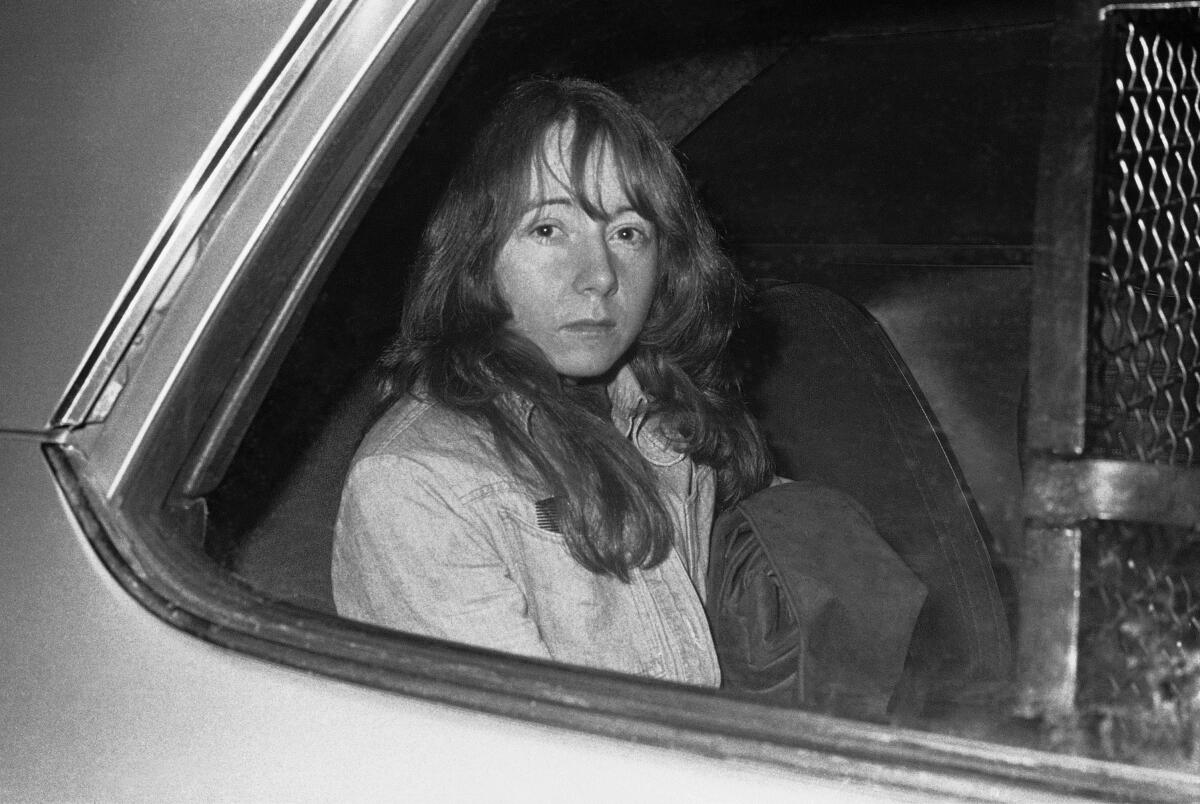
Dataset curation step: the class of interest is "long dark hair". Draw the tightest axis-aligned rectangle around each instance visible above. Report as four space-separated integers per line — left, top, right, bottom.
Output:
379 77 771 580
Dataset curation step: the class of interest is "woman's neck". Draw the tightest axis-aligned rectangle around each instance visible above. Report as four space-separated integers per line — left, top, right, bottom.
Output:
562 375 613 421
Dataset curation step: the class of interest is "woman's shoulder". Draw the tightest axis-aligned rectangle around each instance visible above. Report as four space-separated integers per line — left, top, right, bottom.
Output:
358 392 488 457
345 398 532 511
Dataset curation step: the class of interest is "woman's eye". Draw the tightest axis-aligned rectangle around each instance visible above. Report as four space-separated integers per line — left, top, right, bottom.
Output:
532 224 557 238
614 225 649 245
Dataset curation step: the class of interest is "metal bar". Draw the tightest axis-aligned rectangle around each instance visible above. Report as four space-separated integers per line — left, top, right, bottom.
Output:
1103 2 1200 19
741 243 1034 269
1016 0 1108 721
1025 457 1200 525
1014 526 1084 720
1025 0 1105 459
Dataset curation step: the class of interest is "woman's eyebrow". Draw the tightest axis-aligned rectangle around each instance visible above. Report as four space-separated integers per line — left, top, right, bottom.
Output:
521 196 574 214
519 197 645 221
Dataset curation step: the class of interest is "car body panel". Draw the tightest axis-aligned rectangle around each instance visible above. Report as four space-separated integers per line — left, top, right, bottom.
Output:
0 0 309 430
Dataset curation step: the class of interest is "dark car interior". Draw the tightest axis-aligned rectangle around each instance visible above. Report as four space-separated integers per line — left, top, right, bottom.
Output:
206 0 1049 736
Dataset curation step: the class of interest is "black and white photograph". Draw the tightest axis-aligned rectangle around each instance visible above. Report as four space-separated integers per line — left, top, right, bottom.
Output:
5 0 1200 800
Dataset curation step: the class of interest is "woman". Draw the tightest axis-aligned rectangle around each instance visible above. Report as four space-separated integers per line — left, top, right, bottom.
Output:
331 77 772 687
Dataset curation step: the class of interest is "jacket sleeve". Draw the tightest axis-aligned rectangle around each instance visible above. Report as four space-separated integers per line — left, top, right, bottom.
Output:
331 453 552 661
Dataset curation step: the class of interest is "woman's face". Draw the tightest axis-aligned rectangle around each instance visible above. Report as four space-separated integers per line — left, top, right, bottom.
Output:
494 122 659 379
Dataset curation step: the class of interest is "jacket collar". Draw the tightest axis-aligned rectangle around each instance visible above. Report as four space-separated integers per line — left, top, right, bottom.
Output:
607 364 648 438
511 366 684 467
510 365 642 431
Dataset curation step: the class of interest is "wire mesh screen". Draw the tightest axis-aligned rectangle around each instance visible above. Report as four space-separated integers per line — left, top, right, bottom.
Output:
1077 7 1200 768
1088 5 1200 464
1078 519 1200 764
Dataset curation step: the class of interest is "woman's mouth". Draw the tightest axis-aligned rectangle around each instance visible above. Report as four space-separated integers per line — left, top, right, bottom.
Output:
561 318 616 334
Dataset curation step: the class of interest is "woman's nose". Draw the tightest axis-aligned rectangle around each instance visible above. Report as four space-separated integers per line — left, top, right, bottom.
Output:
572 233 617 296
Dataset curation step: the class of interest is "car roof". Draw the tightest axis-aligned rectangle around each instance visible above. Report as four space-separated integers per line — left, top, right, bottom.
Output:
0 0 309 430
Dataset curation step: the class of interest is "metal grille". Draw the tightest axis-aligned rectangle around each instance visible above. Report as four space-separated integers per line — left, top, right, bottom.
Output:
1088 6 1200 464
1076 11 1200 767
1077 520 1200 764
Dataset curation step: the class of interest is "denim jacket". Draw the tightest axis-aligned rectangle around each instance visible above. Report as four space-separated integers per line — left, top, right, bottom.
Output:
331 367 720 687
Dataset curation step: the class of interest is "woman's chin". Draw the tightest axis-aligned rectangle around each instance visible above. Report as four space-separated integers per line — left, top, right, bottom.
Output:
549 351 623 380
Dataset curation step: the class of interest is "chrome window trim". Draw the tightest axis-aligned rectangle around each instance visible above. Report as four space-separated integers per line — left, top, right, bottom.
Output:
71 0 490 499
47 440 1200 802
106 0 422 496
178 0 495 499
55 0 349 428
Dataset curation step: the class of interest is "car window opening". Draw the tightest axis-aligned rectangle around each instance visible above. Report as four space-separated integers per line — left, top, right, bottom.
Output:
195 0 1200 783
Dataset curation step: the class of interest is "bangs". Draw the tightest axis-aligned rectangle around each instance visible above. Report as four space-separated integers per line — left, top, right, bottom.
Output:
499 115 670 234
565 113 665 223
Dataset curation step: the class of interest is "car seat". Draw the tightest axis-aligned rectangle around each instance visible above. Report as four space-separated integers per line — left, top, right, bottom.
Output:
735 281 1013 713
